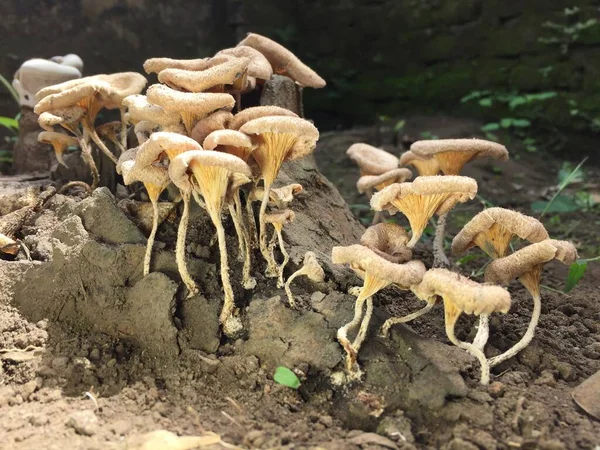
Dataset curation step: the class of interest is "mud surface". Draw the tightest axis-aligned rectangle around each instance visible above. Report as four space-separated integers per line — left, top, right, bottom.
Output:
1 116 599 449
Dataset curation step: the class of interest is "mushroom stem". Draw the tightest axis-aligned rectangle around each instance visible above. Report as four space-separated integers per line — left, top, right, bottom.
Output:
234 193 255 290
119 107 128 150
176 191 199 297
228 203 246 261
57 180 93 196
433 212 450 268
143 188 160 277
284 268 306 308
245 195 259 249
353 296 374 355
258 186 278 277
274 224 289 288
488 292 541 368
88 127 119 165
76 134 99 190
380 302 435 338
407 230 423 248
473 313 490 352
214 217 239 336
444 300 490 385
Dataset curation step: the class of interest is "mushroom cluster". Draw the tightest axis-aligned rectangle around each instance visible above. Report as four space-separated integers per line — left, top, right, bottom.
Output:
339 138 578 385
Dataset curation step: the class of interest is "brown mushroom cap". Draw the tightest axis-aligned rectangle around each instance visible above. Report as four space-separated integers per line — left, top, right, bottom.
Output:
117 147 170 188
203 129 255 162
414 268 511 315
270 183 303 205
347 143 399 176
122 94 181 127
410 139 509 175
146 84 235 115
332 244 426 288
37 106 86 132
238 33 326 88
135 131 202 168
452 207 549 258
484 239 578 286
37 131 78 147
229 106 298 130
264 208 295 226
360 223 412 263
143 57 212 75
399 150 441 176
190 110 234 144
357 168 413 193
215 46 273 80
95 121 121 140
157 57 250 93
298 251 325 282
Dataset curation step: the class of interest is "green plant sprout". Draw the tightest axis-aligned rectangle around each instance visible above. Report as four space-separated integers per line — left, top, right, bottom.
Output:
273 366 301 389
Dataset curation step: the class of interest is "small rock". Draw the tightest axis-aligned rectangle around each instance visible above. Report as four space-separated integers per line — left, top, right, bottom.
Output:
534 370 556 387
0 386 16 407
468 390 493 403
488 381 505 398
18 378 40 400
554 361 575 381
318 415 333 428
36 319 48 330
107 358 117 368
110 419 131 436
539 439 566 450
348 432 398 449
89 348 100 361
448 438 479 450
51 356 69 370
517 345 543 371
469 430 497 450
311 291 326 303
244 430 266 447
66 410 98 436
29 415 49 426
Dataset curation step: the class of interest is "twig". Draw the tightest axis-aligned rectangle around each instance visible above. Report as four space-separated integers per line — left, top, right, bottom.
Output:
511 396 526 432
225 396 244 414
221 411 244 431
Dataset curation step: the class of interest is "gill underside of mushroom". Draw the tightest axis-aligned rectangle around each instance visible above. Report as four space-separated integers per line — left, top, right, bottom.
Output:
380 302 435 338
395 193 453 248
176 191 199 297
433 212 450 268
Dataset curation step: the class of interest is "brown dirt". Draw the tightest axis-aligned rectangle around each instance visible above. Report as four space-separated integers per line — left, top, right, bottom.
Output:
1 115 600 449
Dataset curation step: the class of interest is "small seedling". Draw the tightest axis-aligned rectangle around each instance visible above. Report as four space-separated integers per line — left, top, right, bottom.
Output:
273 366 301 389
565 256 600 293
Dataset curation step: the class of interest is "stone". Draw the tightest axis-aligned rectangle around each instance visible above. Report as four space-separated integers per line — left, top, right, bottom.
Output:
51 356 69 370
66 410 98 436
554 361 576 381
572 369 600 420
177 294 221 354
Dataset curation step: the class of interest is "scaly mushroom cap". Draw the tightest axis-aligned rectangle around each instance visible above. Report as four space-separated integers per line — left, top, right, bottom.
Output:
399 150 441 176
215 46 273 81
264 208 295 226
157 57 250 93
357 168 413 193
332 245 426 289
143 57 213 74
270 183 303 205
134 121 160 145
229 106 298 130
484 239 578 287
414 268 511 315
37 131 78 167
135 132 202 168
117 147 171 189
34 72 147 114
239 116 319 186
203 129 255 161
371 176 478 247
146 84 235 115
37 106 86 132
95 121 122 141
360 223 412 263
238 33 326 88
122 94 181 127
410 139 509 175
298 251 325 282
452 207 549 258
190 110 234 144
347 143 399 176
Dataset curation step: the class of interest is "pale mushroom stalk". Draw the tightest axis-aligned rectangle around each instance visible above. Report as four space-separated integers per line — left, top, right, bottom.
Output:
176 191 199 297
142 182 164 277
234 193 256 289
380 302 435 338
473 314 490 352
77 130 100 190
119 107 128 150
228 203 246 260
88 127 119 164
284 252 325 308
433 212 450 268
245 194 259 249
259 186 279 276
272 222 289 288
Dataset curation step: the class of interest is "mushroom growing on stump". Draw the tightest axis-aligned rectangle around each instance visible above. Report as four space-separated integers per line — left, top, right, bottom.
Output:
37 131 78 168
264 209 295 288
357 168 413 224
399 151 440 176
215 46 273 97
169 150 252 337
371 176 478 249
412 268 512 385
484 239 578 367
203 129 257 289
331 244 426 377
284 251 325 308
239 116 319 278
410 139 509 267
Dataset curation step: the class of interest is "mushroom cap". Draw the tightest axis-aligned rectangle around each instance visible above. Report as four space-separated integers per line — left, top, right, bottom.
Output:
59 54 84 71
452 207 550 256
411 139 508 160
215 46 273 80
37 131 78 147
146 84 235 115
484 239 578 285
190 110 234 144
122 94 181 127
238 33 326 88
239 116 319 161
143 57 212 75
360 223 412 263
134 121 160 145
168 150 253 193
332 244 426 288
95 121 121 138
357 168 413 193
299 251 325 282
264 208 295 225
346 143 399 176
398 150 441 176
371 176 478 215
34 72 147 114
157 57 250 93
37 106 86 131
135 131 202 168
203 129 253 151
414 268 511 315
116 147 170 188
229 105 298 130
270 183 303 205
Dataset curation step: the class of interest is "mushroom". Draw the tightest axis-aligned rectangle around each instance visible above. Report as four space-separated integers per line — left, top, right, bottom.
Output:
370 176 478 248
146 84 235 134
215 46 273 83
143 57 214 75
360 223 413 264
134 121 160 145
268 183 303 209
284 251 325 308
264 209 295 288
346 143 399 176
357 168 412 224
169 150 252 336
203 129 257 289
484 239 578 367
191 110 234 144
0 233 19 257
237 33 326 89
123 94 181 129
96 121 126 155
399 151 440 176
239 116 319 277
331 244 426 376
411 268 511 385
229 105 298 131
37 131 79 168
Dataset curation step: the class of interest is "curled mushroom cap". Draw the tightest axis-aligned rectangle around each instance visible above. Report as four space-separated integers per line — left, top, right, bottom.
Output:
415 269 511 316
452 207 549 258
399 150 441 177
264 208 295 227
357 168 412 194
332 245 426 289
157 57 250 93
229 105 298 130
203 129 255 161
215 46 273 81
347 143 399 176
143 57 212 74
238 33 326 88
270 183 303 206
37 106 86 132
135 131 203 168
122 94 181 127
38 131 78 167
360 223 412 264
117 147 171 189
371 176 478 247
410 139 509 175
190 110 234 144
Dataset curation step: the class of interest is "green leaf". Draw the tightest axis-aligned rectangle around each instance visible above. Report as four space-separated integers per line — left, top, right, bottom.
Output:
393 120 406 132
456 254 481 266
481 122 500 131
509 97 527 110
478 98 492 107
512 119 531 128
273 366 301 389
531 195 581 213
0 74 19 104
564 261 587 293
0 116 18 129
500 118 513 128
